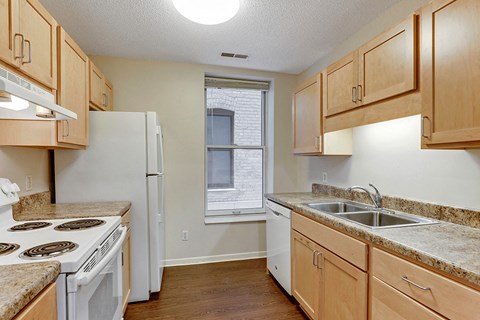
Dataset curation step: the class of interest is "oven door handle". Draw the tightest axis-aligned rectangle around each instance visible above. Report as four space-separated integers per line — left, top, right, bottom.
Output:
71 226 127 290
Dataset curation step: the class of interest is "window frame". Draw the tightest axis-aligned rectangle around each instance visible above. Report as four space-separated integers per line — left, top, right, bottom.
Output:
204 87 267 221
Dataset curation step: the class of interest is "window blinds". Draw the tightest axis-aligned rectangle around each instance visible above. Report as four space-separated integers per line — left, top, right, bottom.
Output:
205 77 270 91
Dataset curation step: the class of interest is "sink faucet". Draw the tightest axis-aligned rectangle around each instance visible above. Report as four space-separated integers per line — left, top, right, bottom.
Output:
346 184 382 208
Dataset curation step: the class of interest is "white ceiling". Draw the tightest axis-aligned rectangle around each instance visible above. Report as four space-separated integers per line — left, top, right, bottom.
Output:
40 0 402 74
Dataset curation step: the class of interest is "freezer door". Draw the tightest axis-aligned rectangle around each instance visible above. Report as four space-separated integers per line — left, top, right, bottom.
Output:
146 174 165 293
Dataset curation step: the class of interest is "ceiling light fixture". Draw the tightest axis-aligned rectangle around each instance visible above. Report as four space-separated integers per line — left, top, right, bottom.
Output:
172 0 240 25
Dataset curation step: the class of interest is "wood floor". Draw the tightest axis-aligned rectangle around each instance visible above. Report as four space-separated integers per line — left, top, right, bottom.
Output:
125 258 308 320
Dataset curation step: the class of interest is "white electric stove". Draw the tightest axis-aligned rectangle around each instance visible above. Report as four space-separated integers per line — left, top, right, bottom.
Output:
0 178 126 320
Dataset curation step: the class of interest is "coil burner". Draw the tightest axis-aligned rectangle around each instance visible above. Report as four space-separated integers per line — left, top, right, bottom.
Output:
54 219 106 231
20 241 78 260
8 221 52 232
0 243 20 255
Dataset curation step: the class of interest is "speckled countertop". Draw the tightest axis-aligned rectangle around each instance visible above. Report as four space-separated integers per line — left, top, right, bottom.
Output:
266 192 480 288
14 201 131 221
0 262 60 320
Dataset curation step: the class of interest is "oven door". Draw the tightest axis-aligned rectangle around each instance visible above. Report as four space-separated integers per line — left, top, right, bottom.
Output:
66 226 126 320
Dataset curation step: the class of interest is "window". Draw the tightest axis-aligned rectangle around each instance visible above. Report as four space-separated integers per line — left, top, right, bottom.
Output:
205 77 269 221
207 108 234 189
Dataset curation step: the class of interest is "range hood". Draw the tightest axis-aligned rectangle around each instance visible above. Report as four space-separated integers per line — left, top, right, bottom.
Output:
0 66 76 120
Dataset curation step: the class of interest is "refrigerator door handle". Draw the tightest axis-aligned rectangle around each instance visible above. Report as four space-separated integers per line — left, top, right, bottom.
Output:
146 173 163 177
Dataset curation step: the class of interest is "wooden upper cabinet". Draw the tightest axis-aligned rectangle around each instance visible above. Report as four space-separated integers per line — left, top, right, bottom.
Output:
89 61 113 111
104 79 114 111
57 27 88 146
358 14 417 105
89 61 105 110
422 0 480 147
17 0 57 89
293 73 353 156
325 14 418 118
325 52 358 116
0 0 18 65
293 74 322 154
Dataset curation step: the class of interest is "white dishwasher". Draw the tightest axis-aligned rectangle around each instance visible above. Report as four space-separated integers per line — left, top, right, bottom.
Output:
266 199 292 295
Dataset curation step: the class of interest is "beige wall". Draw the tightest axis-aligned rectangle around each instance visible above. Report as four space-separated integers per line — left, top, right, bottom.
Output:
91 56 298 262
0 147 50 196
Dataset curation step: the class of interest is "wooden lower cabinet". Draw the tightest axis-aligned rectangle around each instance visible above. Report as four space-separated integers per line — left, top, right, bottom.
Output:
121 211 131 314
292 230 321 320
291 229 367 320
371 277 445 320
14 283 57 320
321 249 367 320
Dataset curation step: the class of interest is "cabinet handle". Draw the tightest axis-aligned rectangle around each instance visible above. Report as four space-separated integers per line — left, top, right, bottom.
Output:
315 252 322 269
421 116 432 139
63 120 70 138
357 85 362 102
14 34 24 60
351 87 357 103
401 276 431 291
312 250 318 267
22 39 32 65
102 93 107 107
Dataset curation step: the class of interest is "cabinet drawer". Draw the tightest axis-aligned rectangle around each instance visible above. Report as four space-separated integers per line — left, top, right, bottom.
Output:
372 248 480 320
14 283 57 320
292 212 367 270
372 277 445 320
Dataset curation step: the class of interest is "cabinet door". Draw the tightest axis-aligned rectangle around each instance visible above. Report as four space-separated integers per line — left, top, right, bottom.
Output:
291 230 321 320
422 0 480 145
89 61 106 110
358 14 417 106
372 277 446 320
293 74 322 154
104 79 113 111
18 0 57 89
320 249 367 320
0 0 18 65
325 52 358 116
122 228 131 314
57 28 88 146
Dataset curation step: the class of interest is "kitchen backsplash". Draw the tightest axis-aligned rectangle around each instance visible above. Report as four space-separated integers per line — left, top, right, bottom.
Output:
12 191 51 216
313 184 480 229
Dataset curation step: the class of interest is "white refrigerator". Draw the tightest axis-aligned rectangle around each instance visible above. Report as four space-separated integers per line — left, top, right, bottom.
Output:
55 111 165 302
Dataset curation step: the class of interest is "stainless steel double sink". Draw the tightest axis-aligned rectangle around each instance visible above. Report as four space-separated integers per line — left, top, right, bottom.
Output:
305 201 438 229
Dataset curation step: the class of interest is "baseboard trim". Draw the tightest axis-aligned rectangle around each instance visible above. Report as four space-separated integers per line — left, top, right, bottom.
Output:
165 251 267 267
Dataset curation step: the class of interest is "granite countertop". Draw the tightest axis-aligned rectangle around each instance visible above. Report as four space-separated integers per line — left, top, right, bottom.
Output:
0 262 60 320
266 192 480 288
14 201 131 221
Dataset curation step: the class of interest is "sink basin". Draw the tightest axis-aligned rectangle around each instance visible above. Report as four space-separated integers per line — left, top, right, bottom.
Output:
306 201 369 213
336 211 439 229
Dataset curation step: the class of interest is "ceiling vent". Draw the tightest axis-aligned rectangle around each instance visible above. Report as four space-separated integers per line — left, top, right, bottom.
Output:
221 52 249 60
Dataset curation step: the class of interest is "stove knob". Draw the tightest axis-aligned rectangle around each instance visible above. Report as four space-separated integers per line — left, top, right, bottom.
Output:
1 185 10 195
11 183 20 193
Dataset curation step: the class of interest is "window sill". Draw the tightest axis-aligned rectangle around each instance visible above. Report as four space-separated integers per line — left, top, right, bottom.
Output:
208 188 237 192
205 213 266 224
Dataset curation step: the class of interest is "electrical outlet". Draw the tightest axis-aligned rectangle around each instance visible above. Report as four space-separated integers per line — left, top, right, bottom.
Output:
182 230 189 241
322 172 328 183
25 175 33 191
